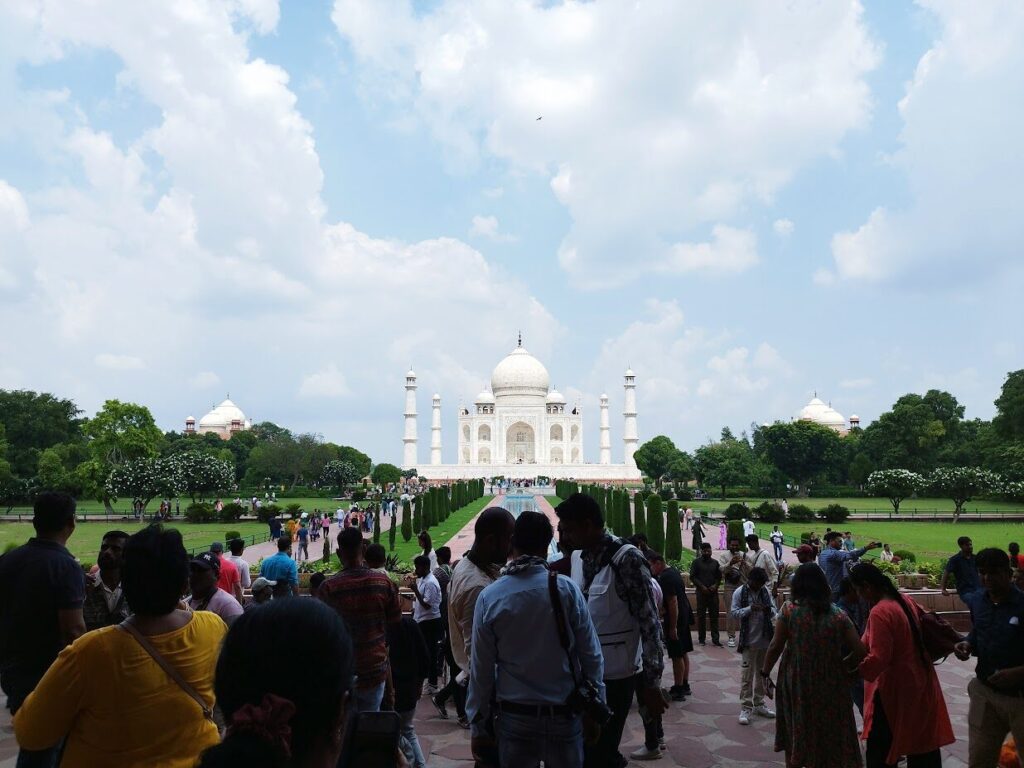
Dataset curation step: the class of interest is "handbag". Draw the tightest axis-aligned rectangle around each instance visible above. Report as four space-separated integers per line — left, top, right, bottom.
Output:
117 620 214 721
919 609 963 664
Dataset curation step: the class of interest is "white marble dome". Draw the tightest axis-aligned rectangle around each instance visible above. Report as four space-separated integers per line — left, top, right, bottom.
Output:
199 398 247 428
490 346 550 399
798 396 847 433
475 388 495 404
546 387 566 404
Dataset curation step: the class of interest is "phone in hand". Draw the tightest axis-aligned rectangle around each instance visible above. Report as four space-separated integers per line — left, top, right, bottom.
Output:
763 676 776 700
338 710 401 768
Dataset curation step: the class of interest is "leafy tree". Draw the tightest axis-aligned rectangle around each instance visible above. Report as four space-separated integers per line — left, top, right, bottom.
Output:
665 499 682 560
35 447 74 492
860 390 966 474
337 445 372 480
371 463 403 487
633 436 686 488
165 452 235 502
320 460 359 495
401 498 413 542
866 469 924 515
105 457 174 508
848 452 874 488
646 494 664 554
993 370 1024 441
694 439 754 499
0 390 84 477
756 420 843 496
927 467 1001 520
83 400 163 512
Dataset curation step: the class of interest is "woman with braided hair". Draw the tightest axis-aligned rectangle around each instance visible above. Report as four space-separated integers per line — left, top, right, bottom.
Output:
849 562 954 768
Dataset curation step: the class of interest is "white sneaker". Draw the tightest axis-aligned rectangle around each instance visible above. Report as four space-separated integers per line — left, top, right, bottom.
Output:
753 704 776 719
738 710 751 725
727 637 736 648
629 746 663 761
423 683 439 695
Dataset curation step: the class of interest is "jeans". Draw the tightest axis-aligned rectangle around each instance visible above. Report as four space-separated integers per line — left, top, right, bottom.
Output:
353 681 386 712
584 677 634 768
772 541 783 561
417 618 444 686
739 647 767 710
436 640 467 718
498 710 583 768
695 590 720 643
635 674 663 751
399 708 427 768
865 691 942 768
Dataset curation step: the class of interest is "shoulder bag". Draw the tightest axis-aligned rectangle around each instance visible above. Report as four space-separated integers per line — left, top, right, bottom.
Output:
117 620 214 721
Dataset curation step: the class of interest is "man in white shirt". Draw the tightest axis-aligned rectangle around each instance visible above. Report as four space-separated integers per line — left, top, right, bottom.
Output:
226 538 252 590
408 554 443 692
743 534 778 587
742 519 756 538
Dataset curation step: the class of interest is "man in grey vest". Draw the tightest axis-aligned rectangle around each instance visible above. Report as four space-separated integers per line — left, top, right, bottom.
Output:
557 493 666 768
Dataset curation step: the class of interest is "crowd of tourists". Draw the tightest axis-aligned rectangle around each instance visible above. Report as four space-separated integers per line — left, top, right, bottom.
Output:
1 491 1023 768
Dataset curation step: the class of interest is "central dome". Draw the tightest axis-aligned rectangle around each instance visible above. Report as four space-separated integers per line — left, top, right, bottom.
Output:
490 346 550 400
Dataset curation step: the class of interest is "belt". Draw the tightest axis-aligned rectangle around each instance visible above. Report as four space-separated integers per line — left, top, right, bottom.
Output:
497 700 575 718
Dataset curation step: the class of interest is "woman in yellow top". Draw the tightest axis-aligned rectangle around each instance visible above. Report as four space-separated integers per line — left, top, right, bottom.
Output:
14 525 227 767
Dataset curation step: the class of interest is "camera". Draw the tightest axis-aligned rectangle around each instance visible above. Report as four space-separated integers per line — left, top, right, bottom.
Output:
567 679 614 726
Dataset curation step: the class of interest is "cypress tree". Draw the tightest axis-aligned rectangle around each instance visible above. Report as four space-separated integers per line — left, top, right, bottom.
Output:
619 490 633 537
413 495 423 533
633 492 646 539
389 504 398 550
665 499 682 561
373 503 382 544
401 498 413 542
646 494 664 555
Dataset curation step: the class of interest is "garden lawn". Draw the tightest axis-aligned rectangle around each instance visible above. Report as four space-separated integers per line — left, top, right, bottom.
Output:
752 520 1024 564
2 497 349 519
0 521 273 563
377 496 496 568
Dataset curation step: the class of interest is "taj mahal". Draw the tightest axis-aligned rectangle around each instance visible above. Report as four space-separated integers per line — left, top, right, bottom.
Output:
404 339 643 481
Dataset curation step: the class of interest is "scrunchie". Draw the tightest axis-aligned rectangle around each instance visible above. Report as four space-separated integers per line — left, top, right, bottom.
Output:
226 693 297 757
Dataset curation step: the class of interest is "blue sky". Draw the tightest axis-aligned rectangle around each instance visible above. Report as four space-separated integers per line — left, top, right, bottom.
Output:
0 1 1021 466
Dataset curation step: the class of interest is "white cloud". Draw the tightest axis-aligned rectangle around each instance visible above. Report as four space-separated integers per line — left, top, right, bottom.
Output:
299 366 350 398
189 371 221 390
334 0 880 284
588 300 794 443
95 353 145 370
773 218 794 236
661 225 758 275
828 1 1024 283
469 214 516 243
0 0 559 463
840 377 873 389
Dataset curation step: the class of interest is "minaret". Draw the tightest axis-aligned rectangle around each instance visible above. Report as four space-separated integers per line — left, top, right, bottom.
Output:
599 394 611 465
623 369 638 468
403 368 418 469
431 394 442 465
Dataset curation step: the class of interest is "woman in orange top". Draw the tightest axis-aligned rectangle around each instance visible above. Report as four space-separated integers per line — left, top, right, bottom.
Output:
850 563 954 768
14 525 226 767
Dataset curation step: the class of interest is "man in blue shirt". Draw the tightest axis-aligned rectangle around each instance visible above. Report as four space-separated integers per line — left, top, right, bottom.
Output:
468 511 604 768
259 536 298 597
954 547 1024 767
941 536 981 600
818 531 880 599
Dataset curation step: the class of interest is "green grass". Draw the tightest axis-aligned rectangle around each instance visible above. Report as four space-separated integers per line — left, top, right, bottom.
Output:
385 495 495 566
751 521 1024 564
1 497 349 519
0 521 274 562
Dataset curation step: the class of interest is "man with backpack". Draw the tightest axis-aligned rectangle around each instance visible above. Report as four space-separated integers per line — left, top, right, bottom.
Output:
556 493 666 768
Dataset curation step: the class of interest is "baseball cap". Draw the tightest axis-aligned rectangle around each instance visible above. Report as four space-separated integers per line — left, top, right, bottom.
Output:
210 542 224 553
795 544 815 561
251 577 276 591
191 552 221 574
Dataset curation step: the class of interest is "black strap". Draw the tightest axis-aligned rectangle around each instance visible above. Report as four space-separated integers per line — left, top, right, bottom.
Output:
548 570 580 689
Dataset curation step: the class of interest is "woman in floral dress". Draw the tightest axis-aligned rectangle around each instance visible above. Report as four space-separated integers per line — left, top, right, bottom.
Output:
761 563 866 768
